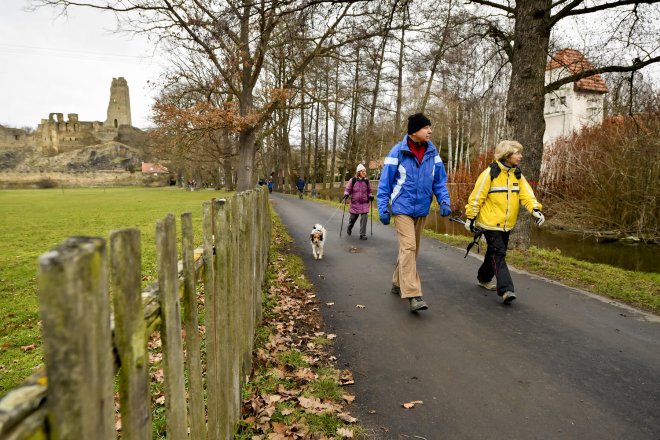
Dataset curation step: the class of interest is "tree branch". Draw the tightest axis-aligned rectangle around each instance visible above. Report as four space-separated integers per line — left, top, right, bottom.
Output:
545 55 660 93
468 0 515 15
551 0 657 26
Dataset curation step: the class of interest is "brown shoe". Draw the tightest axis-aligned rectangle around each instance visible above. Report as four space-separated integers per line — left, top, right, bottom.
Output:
409 297 428 311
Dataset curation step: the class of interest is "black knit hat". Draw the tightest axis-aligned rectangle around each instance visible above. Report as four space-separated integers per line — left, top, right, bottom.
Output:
407 113 432 135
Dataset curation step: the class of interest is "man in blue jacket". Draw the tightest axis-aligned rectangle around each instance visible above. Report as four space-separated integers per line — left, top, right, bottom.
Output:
296 177 305 199
377 113 451 312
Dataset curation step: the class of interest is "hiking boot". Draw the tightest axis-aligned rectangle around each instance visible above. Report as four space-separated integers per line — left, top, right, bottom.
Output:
478 280 497 291
360 235 367 240
391 285 401 296
502 291 516 304
346 227 352 236
409 297 428 312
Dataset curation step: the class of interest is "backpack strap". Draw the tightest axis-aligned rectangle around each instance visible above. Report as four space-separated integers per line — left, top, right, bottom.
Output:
490 162 522 180
489 162 501 180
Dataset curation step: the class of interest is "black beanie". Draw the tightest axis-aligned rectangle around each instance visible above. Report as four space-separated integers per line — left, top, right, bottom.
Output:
407 113 432 135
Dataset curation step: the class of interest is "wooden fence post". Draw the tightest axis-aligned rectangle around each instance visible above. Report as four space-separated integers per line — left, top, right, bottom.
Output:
181 212 206 440
37 237 115 440
202 201 221 440
156 214 187 440
110 228 151 440
228 196 241 424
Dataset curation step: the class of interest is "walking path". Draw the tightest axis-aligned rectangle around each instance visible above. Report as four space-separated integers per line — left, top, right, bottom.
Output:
270 193 660 439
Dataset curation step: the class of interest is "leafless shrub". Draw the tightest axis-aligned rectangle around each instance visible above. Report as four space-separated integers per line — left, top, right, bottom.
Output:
541 114 659 240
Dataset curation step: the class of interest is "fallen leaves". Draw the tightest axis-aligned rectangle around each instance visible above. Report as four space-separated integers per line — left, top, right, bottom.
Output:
355 305 366 309
402 400 423 409
237 228 359 439
20 344 36 352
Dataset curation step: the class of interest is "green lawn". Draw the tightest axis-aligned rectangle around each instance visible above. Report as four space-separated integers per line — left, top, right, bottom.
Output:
0 186 230 395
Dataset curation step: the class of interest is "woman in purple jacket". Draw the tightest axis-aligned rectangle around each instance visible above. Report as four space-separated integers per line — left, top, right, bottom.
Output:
343 164 373 240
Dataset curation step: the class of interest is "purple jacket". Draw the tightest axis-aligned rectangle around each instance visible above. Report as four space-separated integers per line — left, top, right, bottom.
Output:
344 177 372 214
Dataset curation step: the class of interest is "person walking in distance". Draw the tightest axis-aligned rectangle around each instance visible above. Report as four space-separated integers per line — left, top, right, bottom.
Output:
464 140 545 304
377 113 452 312
296 176 305 199
343 164 373 240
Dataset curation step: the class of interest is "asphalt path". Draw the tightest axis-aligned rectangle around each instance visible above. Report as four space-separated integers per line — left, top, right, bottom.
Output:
270 193 660 440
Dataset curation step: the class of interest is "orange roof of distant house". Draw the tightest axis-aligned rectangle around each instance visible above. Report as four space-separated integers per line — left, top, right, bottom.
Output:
369 158 385 169
547 49 608 94
141 163 169 173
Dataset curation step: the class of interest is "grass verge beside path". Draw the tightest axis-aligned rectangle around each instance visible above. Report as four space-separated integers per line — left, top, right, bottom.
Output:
236 210 362 439
0 187 229 395
307 197 660 314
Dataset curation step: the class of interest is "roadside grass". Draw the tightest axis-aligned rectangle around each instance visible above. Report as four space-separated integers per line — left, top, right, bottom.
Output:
236 210 362 439
305 197 660 314
0 186 230 395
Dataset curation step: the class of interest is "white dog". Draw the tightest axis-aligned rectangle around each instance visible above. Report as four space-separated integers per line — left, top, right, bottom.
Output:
310 224 327 260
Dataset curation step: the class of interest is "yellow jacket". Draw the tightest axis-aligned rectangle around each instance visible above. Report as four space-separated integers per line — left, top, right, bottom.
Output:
465 162 542 231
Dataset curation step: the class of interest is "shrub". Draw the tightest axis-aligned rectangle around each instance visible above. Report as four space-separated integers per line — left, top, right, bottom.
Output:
541 113 659 239
34 178 57 189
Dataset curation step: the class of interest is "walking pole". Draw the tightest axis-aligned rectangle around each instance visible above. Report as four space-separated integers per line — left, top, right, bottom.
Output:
370 200 373 236
339 198 347 237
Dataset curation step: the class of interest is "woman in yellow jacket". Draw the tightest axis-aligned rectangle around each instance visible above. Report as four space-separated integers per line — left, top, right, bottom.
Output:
464 140 545 304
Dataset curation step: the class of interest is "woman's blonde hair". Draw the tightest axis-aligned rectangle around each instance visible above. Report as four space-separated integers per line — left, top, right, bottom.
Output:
494 140 523 162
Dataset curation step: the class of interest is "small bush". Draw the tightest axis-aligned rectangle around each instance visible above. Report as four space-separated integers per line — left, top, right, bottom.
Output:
541 113 659 239
34 178 57 189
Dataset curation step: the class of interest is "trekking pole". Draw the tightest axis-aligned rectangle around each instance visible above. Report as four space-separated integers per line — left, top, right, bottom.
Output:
449 217 484 258
339 198 347 237
369 200 373 236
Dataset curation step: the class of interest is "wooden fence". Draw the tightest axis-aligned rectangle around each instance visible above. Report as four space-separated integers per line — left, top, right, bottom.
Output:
0 187 271 439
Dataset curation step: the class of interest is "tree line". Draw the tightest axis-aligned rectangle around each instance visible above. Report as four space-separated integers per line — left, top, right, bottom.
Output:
35 0 660 240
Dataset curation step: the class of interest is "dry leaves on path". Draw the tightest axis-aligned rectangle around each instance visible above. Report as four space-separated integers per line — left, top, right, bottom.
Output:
402 400 423 409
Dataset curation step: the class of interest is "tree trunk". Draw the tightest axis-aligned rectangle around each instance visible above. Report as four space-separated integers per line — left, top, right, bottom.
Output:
236 129 257 190
505 0 552 248
330 59 340 189
300 74 306 181
394 23 406 137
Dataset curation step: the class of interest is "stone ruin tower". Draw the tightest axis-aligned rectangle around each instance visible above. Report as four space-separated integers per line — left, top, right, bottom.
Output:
105 77 132 128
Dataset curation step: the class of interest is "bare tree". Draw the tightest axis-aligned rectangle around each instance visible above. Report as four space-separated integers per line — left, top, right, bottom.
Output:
468 0 660 246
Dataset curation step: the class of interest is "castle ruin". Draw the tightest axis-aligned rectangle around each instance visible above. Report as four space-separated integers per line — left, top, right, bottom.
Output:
28 77 134 156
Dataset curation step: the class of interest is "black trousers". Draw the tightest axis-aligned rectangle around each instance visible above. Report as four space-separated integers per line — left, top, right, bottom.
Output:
347 213 368 237
477 230 514 294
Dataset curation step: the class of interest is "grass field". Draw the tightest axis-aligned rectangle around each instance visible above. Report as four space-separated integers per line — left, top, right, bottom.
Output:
0 186 230 395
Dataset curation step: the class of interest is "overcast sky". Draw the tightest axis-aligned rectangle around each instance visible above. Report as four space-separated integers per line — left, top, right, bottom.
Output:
0 0 164 130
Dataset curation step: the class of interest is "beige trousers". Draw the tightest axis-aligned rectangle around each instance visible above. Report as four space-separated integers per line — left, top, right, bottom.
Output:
392 215 427 298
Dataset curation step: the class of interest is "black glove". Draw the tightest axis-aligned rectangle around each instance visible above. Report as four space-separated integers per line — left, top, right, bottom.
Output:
465 218 475 232
368 195 374 201
342 194 349 201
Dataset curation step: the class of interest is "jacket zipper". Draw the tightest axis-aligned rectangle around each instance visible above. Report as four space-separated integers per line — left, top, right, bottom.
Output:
504 169 510 231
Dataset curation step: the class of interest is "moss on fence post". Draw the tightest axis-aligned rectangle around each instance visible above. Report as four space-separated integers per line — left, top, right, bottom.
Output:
156 214 187 440
110 228 151 439
37 237 114 440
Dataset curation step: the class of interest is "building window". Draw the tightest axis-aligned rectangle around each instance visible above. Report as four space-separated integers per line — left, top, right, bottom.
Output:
560 97 566 105
550 98 556 107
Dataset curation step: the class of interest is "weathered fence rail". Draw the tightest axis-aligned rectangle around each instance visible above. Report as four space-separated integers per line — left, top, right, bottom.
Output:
0 187 271 439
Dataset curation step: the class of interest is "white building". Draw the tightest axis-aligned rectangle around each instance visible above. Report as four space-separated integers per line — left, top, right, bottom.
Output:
543 49 608 144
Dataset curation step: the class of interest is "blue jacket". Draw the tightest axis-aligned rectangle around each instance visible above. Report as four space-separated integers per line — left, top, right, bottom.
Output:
377 136 450 218
296 178 305 190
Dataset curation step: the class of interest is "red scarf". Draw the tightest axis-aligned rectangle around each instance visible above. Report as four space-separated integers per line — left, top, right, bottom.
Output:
407 137 427 165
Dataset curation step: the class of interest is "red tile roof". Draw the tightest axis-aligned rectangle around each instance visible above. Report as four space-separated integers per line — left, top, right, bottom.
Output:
547 49 608 94
141 163 169 173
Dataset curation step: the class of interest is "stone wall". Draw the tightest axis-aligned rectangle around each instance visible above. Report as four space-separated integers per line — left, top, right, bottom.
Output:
0 125 34 150
0 171 170 189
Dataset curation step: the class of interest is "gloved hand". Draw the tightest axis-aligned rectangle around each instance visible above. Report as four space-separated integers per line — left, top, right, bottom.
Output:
532 209 545 226
465 218 475 232
379 211 390 225
440 204 451 217
368 195 374 201
342 194 349 202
